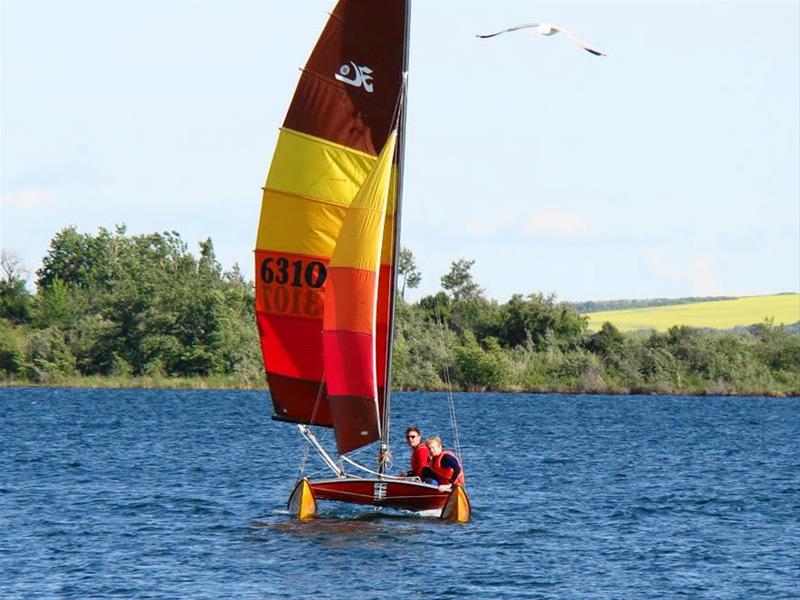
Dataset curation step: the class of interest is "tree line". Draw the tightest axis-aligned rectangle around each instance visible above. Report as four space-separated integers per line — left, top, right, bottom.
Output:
569 296 736 314
1 227 262 386
1 227 798 395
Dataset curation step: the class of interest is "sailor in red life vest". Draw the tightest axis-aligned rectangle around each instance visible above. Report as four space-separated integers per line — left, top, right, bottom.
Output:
401 426 431 479
421 435 464 492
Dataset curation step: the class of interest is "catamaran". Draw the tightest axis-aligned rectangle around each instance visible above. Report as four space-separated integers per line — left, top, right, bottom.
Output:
254 0 470 522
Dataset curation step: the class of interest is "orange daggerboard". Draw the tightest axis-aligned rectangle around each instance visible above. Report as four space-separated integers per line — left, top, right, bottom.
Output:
255 0 406 452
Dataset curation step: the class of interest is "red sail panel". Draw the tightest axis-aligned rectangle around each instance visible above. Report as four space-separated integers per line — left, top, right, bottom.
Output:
323 133 397 454
255 0 406 430
324 329 376 398
285 1 406 153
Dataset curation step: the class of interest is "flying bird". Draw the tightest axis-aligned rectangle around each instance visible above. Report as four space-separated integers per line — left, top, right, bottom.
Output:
476 22 606 56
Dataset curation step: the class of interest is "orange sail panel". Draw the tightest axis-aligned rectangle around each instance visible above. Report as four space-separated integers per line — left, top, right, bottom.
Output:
323 132 397 454
255 0 406 433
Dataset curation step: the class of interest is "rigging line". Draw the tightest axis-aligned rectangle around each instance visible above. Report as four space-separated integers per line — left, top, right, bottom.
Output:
304 467 328 479
297 372 327 478
349 439 393 472
296 443 310 483
389 72 407 134
341 455 403 478
434 295 463 467
309 370 326 428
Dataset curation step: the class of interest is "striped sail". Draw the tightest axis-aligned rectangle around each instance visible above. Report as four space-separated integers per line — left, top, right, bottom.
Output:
255 0 407 453
323 132 397 453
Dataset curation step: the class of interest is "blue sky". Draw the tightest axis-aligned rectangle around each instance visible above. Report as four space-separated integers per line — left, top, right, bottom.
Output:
2 1 798 302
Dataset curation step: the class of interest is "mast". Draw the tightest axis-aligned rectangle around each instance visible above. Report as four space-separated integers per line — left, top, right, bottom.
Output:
379 0 411 471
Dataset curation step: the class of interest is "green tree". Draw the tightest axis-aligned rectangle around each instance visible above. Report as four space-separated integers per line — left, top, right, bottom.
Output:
391 299 447 389
198 237 222 279
397 247 422 299
441 258 483 302
586 321 625 357
419 291 451 323
0 320 27 377
453 331 509 390
449 297 502 340
37 227 108 290
0 249 32 323
499 293 587 350
750 319 800 372
25 327 77 382
0 279 32 323
33 278 82 328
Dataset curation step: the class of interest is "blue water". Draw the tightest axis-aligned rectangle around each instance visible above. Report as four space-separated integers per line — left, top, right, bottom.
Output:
1 388 798 599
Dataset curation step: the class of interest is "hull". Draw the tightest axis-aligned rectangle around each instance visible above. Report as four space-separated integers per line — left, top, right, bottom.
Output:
441 484 471 523
288 478 317 520
310 477 450 513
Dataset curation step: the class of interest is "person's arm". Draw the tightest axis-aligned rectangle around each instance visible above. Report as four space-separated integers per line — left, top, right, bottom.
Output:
419 466 437 481
440 454 462 484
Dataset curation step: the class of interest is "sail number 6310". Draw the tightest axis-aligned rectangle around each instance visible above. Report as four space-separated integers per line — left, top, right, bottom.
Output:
260 257 327 288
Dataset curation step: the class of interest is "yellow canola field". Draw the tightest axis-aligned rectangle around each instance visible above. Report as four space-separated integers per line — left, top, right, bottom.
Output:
585 294 800 332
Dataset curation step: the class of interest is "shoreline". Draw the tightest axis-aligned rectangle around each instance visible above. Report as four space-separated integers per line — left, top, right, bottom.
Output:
2 378 796 398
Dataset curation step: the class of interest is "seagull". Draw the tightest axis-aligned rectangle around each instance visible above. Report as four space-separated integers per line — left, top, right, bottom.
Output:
476 22 606 56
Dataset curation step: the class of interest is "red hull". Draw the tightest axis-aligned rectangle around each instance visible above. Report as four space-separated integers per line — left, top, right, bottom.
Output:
310 478 449 513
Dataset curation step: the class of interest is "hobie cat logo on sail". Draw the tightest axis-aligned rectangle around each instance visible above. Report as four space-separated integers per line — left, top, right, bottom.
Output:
335 62 374 92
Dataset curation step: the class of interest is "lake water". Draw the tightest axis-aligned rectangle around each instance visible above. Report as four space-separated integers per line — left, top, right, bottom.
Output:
1 388 798 599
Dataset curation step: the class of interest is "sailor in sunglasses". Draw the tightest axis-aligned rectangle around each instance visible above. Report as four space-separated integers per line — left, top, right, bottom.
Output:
401 426 433 482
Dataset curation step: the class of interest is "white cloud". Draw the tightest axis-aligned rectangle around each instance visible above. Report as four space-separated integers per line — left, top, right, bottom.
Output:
686 255 726 296
525 210 591 236
647 250 727 295
460 209 594 239
0 188 52 208
463 215 515 237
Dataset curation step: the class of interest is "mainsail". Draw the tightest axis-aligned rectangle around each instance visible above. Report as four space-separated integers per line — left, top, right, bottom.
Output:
255 0 408 454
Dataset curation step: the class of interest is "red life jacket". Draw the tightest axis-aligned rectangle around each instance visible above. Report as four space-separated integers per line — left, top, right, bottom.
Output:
430 449 464 485
410 443 431 477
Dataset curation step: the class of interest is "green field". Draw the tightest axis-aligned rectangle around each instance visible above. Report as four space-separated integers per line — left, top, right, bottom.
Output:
586 294 800 332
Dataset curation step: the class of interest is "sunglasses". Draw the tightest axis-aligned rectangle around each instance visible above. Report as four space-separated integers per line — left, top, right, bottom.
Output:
406 434 418 439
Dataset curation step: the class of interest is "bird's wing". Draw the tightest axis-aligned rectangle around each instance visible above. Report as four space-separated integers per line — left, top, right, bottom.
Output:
553 25 606 56
476 23 539 39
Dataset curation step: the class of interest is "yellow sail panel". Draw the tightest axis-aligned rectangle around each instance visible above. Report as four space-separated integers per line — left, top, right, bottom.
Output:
256 190 346 258
376 168 397 271
385 167 399 214
327 210 386 271
265 129 377 206
329 132 398 270
379 215 396 265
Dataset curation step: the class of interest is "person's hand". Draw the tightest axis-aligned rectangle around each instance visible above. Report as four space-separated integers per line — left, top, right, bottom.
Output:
438 484 452 493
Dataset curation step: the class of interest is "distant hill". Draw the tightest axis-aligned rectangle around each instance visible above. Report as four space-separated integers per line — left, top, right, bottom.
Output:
584 294 800 332
570 296 735 314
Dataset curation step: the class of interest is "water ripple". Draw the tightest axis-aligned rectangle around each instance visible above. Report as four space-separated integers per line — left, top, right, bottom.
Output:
1 388 798 599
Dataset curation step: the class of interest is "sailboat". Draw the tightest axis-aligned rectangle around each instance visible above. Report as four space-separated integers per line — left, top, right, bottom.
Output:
255 0 470 522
